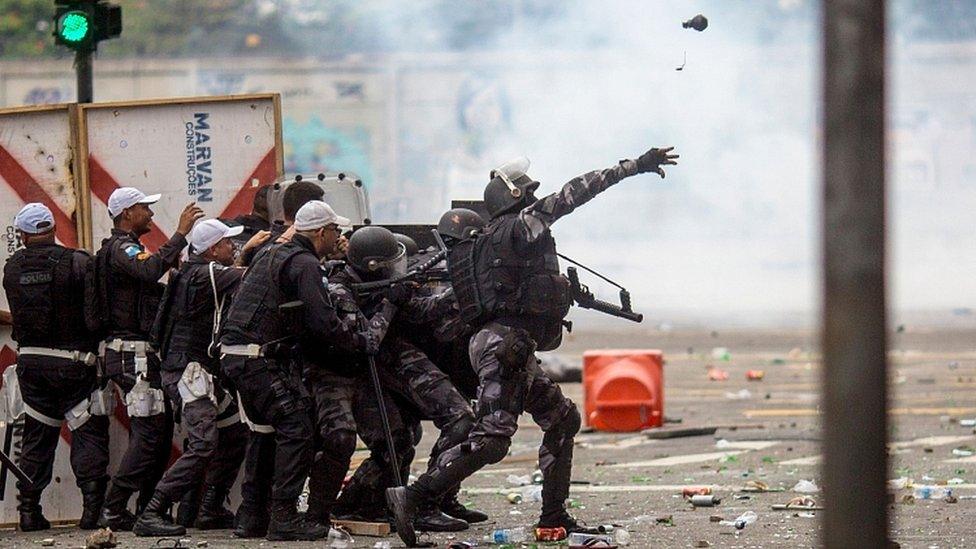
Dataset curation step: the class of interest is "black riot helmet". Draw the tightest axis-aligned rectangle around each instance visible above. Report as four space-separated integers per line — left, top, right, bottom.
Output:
347 226 407 280
393 233 420 257
484 157 539 219
437 208 486 246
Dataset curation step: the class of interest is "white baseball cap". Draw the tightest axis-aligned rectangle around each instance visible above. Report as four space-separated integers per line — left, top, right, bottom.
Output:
293 200 351 231
189 219 244 254
14 203 55 234
107 187 161 218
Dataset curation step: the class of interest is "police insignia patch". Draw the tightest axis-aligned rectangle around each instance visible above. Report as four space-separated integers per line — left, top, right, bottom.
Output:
136 252 151 261
124 245 142 258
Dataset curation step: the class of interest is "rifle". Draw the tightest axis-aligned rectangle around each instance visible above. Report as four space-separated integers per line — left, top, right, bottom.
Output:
565 264 643 323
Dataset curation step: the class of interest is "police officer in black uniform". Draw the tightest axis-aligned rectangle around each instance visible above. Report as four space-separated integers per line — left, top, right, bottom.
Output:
94 187 203 530
133 220 269 537
220 200 397 541
388 148 679 546
2 203 110 531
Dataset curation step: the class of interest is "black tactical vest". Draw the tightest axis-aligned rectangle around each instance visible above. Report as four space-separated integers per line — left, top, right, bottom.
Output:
95 233 164 340
3 244 92 351
156 259 221 365
221 242 305 345
448 213 571 351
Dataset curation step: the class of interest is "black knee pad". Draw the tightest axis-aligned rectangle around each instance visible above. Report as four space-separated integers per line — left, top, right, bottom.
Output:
557 403 582 438
443 414 475 447
321 429 358 460
478 437 511 465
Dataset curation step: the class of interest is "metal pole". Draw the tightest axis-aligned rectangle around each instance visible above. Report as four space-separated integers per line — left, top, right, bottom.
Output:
75 49 93 103
822 0 888 547
358 318 403 486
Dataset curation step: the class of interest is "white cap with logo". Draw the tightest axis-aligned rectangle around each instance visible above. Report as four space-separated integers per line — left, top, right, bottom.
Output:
189 219 244 253
14 203 55 234
293 200 351 231
107 187 161 218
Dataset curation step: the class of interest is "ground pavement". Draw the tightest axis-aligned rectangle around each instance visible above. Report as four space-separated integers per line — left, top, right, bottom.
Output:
3 327 975 548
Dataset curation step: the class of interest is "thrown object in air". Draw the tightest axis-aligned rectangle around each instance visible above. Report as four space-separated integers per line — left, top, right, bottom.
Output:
584 350 664 432
683 14 709 32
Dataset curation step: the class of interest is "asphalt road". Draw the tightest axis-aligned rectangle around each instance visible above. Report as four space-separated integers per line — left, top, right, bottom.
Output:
3 326 975 548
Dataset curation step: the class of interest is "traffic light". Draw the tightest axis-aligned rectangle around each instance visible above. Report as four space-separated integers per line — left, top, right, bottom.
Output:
54 1 122 52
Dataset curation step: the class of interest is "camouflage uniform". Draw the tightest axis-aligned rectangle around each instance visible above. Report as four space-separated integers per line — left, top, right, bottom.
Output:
328 273 475 520
303 273 405 526
407 161 643 522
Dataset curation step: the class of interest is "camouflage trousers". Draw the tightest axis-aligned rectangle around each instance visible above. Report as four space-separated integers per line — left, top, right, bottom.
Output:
408 321 581 519
305 367 415 523
336 339 475 516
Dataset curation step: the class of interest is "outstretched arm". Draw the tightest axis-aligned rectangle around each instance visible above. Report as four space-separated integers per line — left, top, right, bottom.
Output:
516 147 678 243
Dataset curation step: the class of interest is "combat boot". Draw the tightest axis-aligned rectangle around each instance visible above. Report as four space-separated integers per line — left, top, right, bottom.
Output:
194 485 234 529
414 502 469 532
386 486 420 547
266 500 328 541
133 493 186 537
78 479 107 530
537 509 600 534
234 501 270 538
440 495 488 523
98 484 136 531
175 486 200 528
17 491 50 532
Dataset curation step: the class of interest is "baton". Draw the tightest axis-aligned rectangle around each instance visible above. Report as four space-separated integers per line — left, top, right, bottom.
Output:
358 317 403 487
0 427 32 488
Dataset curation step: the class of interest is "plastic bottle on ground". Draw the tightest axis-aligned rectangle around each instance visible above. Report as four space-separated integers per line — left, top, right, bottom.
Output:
327 527 354 548
912 485 948 500
485 527 528 544
719 511 758 530
520 484 543 502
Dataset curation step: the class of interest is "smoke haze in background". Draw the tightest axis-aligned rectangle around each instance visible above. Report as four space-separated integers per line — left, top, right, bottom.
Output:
3 0 975 327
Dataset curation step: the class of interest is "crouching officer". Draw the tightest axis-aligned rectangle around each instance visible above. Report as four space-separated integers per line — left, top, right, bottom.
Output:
133 220 268 537
330 227 483 530
1 204 110 531
93 188 203 530
388 148 679 546
220 200 397 541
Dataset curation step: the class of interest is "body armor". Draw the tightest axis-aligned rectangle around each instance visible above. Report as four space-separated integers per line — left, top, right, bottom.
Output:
94 233 164 339
448 213 571 351
155 259 222 368
3 245 91 351
221 243 306 346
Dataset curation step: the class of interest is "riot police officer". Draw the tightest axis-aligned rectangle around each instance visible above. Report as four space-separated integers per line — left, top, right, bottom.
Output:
220 200 397 541
133 220 268 537
94 188 203 530
320 227 482 532
388 148 679 546
2 203 110 531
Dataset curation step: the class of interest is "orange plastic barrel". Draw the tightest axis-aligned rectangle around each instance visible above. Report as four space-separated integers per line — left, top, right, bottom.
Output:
583 349 664 432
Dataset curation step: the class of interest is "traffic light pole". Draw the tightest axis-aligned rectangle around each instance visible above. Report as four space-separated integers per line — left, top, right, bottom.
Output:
75 49 93 103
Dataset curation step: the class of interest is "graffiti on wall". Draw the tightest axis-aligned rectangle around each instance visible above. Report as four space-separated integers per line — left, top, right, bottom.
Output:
22 87 68 105
282 116 373 185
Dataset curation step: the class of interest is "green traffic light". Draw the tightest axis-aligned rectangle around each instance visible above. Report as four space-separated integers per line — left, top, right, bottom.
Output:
58 11 91 43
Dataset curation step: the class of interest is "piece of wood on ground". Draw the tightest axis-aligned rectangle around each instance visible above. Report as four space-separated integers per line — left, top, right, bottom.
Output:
644 426 718 439
771 504 825 511
332 519 391 536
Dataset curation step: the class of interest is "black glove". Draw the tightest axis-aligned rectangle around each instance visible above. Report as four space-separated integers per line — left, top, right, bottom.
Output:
385 282 415 305
635 146 679 178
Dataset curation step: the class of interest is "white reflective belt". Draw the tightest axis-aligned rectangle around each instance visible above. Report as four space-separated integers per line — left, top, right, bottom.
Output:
214 393 240 429
216 412 241 429
101 339 154 354
23 403 62 428
18 347 97 366
220 344 264 358
101 339 154 375
236 391 274 434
